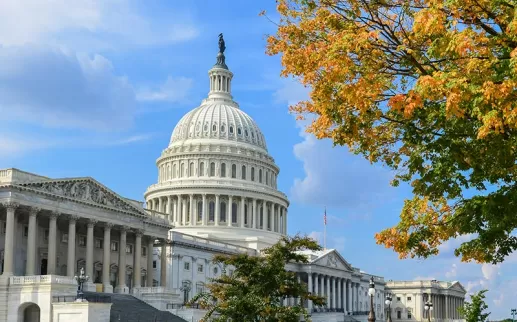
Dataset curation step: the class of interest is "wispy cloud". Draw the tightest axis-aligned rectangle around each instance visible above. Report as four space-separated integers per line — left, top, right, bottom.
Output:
136 76 194 103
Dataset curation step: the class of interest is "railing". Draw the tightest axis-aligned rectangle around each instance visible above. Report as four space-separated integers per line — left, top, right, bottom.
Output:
10 275 76 285
312 308 345 313
352 311 369 316
133 286 168 294
144 209 170 222
53 294 112 303
166 303 200 309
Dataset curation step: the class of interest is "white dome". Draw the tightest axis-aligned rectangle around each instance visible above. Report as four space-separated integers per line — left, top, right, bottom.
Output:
169 103 268 151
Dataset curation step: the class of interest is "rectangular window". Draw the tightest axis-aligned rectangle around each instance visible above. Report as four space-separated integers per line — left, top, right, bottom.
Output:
95 238 103 249
23 225 28 237
196 285 203 294
197 264 204 273
408 312 412 319
153 261 157 269
126 244 133 254
61 233 69 244
397 297 401 301
397 311 401 319
142 246 147 257
78 236 86 247
44 229 49 241
184 262 190 271
407 296 412 301
111 241 119 252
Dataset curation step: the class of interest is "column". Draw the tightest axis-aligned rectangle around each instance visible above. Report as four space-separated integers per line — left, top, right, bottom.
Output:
182 197 187 226
264 202 269 231
347 280 352 312
47 211 59 275
228 195 233 227
337 278 342 310
116 226 128 293
166 196 172 221
173 197 178 224
252 199 257 229
320 274 325 298
103 223 113 293
133 230 142 288
314 274 319 307
202 194 207 225
326 276 331 308
215 194 220 226
146 236 155 287
2 202 18 276
308 273 313 312
158 197 163 213
160 242 167 287
177 195 182 226
189 194 194 226
26 207 39 276
66 215 78 276
240 196 246 227
271 204 276 232
332 277 337 309
86 219 97 279
283 208 288 234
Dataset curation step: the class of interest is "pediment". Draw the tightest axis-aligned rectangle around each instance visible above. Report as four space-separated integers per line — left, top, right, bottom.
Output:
313 250 353 271
448 281 466 293
18 178 145 215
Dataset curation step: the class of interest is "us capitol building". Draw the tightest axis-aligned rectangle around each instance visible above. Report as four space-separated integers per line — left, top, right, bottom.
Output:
0 37 466 322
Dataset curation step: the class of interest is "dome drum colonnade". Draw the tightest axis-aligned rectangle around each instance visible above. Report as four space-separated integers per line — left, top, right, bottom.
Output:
144 34 289 243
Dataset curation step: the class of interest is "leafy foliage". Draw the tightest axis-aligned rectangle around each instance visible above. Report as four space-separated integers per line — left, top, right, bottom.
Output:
459 290 490 322
265 0 517 264
191 235 326 322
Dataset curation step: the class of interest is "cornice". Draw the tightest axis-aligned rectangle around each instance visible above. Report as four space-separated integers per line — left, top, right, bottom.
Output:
169 240 255 256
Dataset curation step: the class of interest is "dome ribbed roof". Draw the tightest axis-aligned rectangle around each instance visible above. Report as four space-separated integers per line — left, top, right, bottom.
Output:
169 103 268 151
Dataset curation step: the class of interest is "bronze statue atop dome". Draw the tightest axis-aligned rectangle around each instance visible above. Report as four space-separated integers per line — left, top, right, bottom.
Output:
218 33 226 54
215 33 228 69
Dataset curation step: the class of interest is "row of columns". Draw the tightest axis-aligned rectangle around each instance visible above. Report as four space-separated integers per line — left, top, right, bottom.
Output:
423 293 464 320
147 195 287 234
1 202 166 293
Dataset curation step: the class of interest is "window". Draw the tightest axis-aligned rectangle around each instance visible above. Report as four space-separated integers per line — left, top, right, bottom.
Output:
229 125 234 134
95 238 103 249
184 262 190 271
111 241 119 252
142 246 147 256
23 225 28 237
189 162 194 177
173 164 177 178
197 201 203 222
407 296 412 301
221 124 226 132
209 201 215 222
229 269 234 276
266 171 269 185
198 264 204 273
221 163 226 177
213 267 218 274
78 236 87 247
196 284 204 294
397 297 401 301
44 229 49 241
126 244 133 254
61 233 68 243
180 163 184 178
212 124 217 131
251 167 255 181
259 169 262 183
153 261 157 268
245 129 248 137
237 128 242 135
200 162 204 176
220 202 227 222
408 312 412 319
397 311 402 319
241 165 246 180
210 162 215 177
232 203 238 223
231 164 236 178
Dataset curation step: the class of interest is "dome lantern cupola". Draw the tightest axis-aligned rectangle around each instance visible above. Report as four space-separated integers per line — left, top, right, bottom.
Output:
208 33 234 102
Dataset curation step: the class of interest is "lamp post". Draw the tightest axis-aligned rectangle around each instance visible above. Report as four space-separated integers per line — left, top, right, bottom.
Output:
368 277 376 322
74 267 90 302
511 308 516 322
424 294 433 322
180 280 191 305
385 293 392 322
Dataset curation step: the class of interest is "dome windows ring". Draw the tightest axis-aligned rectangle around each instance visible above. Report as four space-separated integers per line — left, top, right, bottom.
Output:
237 127 242 135
229 125 234 134
245 129 249 137
221 124 226 133
212 124 217 132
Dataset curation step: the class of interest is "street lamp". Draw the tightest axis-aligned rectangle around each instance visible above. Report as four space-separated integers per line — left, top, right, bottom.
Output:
180 280 191 305
74 267 90 302
511 308 516 322
424 294 433 322
385 293 392 322
368 277 376 322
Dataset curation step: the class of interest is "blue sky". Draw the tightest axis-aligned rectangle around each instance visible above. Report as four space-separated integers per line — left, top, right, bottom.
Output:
0 0 515 318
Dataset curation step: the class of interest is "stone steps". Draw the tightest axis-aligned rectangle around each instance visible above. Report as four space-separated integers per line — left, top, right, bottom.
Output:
84 292 186 322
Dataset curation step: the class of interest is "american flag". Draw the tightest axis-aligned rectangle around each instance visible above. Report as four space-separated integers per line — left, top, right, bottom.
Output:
324 208 327 225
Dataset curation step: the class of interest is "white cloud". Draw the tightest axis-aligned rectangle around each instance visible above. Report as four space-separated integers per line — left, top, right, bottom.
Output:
0 45 135 131
308 231 322 245
0 0 198 50
137 76 194 103
438 233 476 256
481 264 500 281
445 263 457 279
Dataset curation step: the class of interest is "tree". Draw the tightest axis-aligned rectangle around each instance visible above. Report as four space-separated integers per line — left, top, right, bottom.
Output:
459 290 490 322
191 235 326 322
265 0 517 264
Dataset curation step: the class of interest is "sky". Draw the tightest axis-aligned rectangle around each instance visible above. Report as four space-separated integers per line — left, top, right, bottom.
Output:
0 0 515 318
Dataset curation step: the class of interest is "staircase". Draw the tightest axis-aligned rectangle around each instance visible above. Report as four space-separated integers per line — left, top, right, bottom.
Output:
84 292 186 322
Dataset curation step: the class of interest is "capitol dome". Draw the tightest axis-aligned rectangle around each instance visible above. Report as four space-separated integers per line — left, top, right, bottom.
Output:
144 36 289 250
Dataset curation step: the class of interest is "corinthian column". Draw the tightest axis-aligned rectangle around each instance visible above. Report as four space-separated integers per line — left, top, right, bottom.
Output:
2 202 18 276
240 196 246 227
133 230 143 288
147 236 155 287
67 215 79 276
160 241 167 287
115 226 129 293
215 194 220 226
86 219 97 279
252 198 257 229
26 207 39 276
228 195 233 227
47 211 60 275
103 223 113 293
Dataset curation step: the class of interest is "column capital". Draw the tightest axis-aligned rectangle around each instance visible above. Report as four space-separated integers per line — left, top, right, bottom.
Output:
49 211 61 219
134 229 144 237
68 214 80 223
2 201 19 211
104 222 114 230
87 219 98 227
119 225 130 232
167 195 172 201
148 236 157 243
28 207 41 217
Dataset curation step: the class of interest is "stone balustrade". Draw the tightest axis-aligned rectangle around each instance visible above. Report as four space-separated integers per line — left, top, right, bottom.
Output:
10 275 76 285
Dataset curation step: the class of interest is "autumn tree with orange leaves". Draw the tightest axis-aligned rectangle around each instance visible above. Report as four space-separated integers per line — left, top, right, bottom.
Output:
265 0 517 264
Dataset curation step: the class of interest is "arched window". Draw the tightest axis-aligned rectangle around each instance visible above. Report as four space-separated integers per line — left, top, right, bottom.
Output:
210 162 216 177
259 169 262 183
221 163 226 177
220 202 227 222
231 164 236 178
251 167 255 181
230 126 234 134
173 164 177 179
270 173 274 186
167 164 170 180
212 124 217 132
260 206 264 228
189 162 194 177
267 206 271 230
241 165 246 180
187 200 191 223
265 171 269 185
209 201 215 222
245 129 248 137
232 203 238 223
197 201 203 222
237 128 242 135
221 124 226 133
200 162 205 176
180 163 184 178
244 204 248 225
